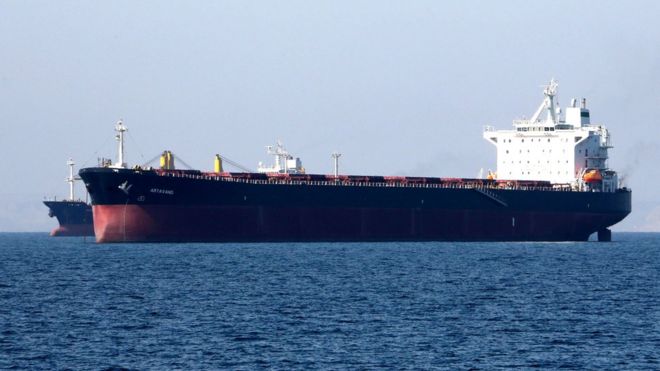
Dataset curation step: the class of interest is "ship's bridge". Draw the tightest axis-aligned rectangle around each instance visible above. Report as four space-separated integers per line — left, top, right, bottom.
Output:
483 79 617 192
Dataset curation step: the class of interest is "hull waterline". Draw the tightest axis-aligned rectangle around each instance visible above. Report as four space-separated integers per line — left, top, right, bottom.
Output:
81 168 631 243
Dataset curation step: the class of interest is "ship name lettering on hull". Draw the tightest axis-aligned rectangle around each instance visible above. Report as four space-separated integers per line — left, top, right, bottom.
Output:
150 188 174 195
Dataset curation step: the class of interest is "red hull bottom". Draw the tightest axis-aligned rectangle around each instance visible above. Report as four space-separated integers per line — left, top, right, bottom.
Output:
50 224 95 237
92 205 622 243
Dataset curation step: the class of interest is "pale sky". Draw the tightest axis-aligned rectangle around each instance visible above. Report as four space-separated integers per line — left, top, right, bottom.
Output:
1 1 659 232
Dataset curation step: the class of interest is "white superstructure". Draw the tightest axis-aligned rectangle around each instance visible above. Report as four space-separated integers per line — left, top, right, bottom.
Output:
483 79 618 192
257 141 305 174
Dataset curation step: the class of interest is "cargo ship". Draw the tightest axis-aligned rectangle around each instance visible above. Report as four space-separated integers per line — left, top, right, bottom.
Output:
79 81 631 243
44 159 94 236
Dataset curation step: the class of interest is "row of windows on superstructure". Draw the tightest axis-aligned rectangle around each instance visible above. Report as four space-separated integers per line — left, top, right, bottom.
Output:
516 127 555 132
500 137 571 143
502 159 590 167
507 171 570 175
505 148 567 154
503 147 597 157
503 160 570 164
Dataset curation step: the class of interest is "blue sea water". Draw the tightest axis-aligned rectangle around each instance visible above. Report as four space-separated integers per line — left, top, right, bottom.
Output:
0 233 658 370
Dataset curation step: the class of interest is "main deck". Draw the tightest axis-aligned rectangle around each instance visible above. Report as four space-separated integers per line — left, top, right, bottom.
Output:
148 168 580 192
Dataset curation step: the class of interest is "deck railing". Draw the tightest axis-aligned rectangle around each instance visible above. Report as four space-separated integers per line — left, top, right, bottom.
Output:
151 170 581 192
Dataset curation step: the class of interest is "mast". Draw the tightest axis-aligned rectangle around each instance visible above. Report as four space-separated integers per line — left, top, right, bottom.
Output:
114 119 128 168
331 152 342 177
66 158 76 200
266 141 290 173
529 78 559 125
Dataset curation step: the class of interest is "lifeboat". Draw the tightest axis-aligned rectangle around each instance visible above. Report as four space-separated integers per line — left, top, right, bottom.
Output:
583 169 602 183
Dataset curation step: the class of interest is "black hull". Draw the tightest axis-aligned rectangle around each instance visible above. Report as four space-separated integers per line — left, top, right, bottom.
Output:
80 168 631 243
43 200 94 237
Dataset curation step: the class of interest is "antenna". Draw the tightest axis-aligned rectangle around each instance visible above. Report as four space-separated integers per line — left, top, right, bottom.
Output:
331 152 342 177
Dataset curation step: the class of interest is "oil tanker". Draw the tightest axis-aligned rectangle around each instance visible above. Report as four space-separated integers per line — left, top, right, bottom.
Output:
79 81 631 243
44 159 94 236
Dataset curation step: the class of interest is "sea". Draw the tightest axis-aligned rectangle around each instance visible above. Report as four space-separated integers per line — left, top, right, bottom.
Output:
0 233 658 370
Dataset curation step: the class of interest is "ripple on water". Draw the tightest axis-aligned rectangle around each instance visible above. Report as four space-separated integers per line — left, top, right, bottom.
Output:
0 233 658 369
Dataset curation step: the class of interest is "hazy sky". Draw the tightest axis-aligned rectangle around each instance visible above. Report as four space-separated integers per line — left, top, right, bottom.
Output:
1 1 659 232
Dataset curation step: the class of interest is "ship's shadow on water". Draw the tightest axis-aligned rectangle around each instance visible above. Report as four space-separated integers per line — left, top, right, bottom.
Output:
0 233 658 369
